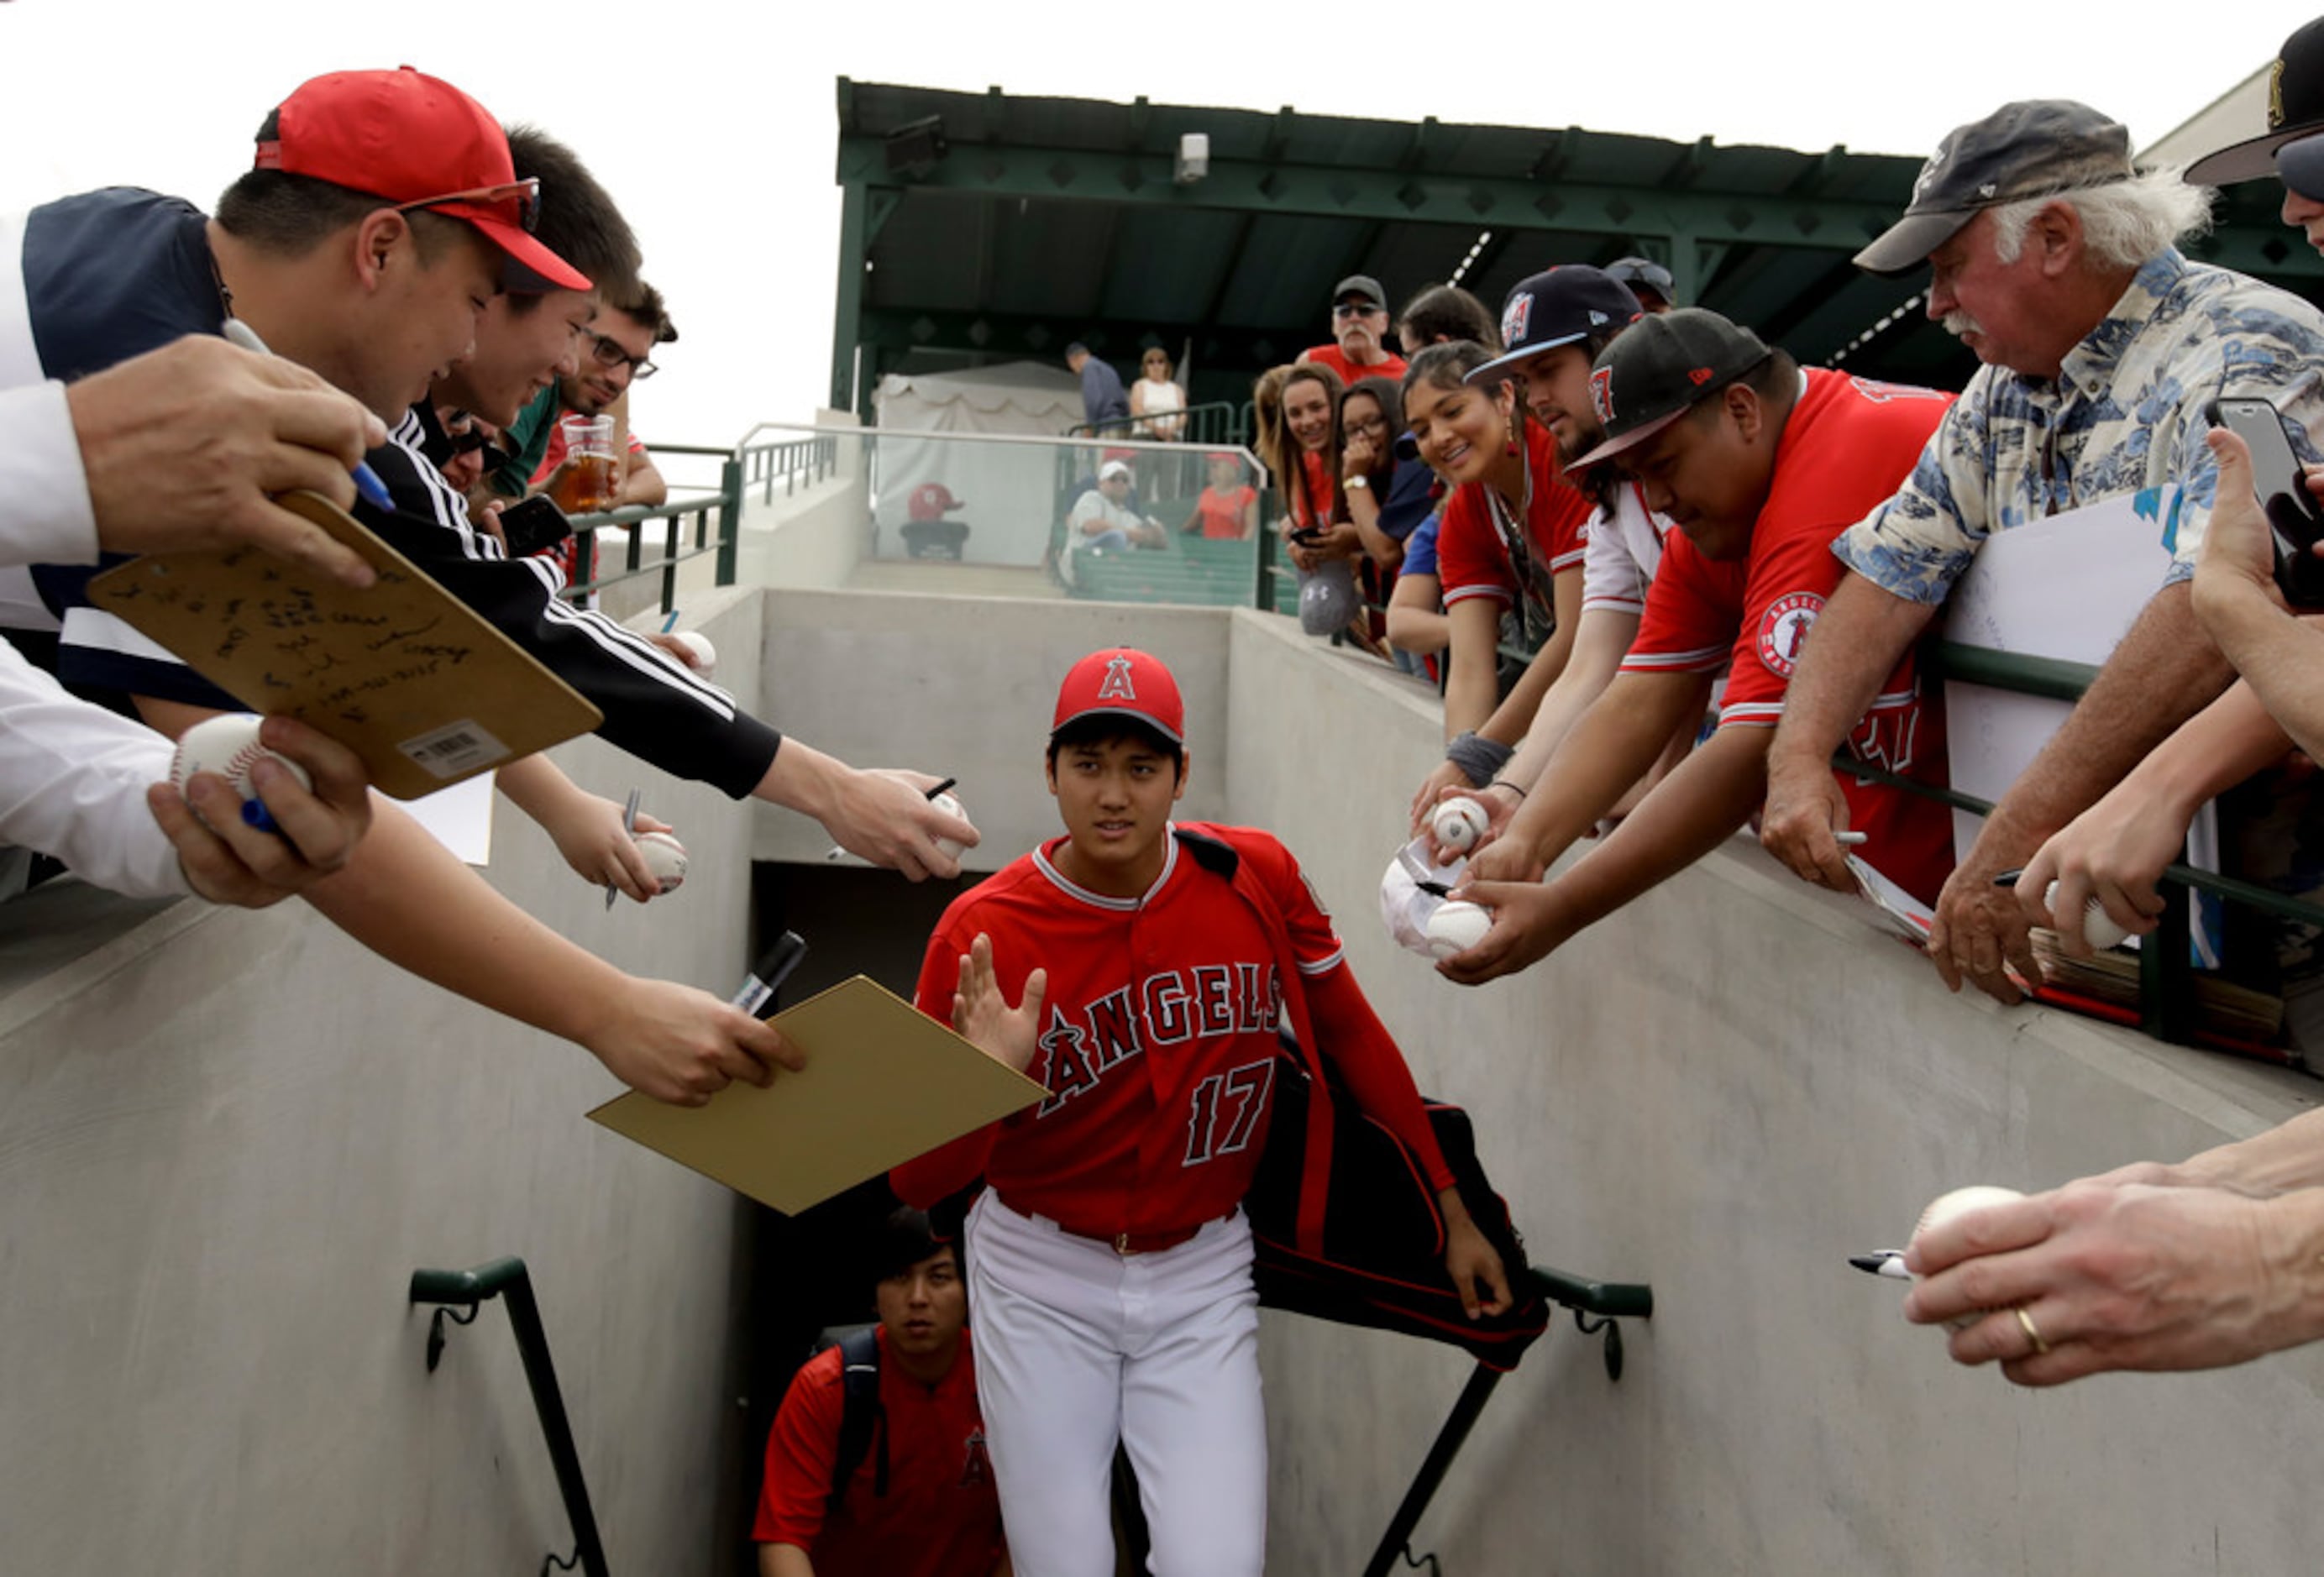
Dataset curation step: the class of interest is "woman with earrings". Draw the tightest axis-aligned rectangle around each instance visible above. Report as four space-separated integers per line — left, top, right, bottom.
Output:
1398 342 1592 838
1254 360 1388 656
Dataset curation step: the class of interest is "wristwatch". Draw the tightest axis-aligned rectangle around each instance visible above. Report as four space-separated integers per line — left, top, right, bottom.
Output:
1345 475 1370 491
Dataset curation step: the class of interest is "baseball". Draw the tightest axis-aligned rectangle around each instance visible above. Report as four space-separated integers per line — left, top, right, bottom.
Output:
1911 1185 2026 1247
2044 881 2130 950
634 830 688 894
170 713 311 831
931 792 970 862
1432 796 1489 853
670 630 717 679
1424 899 1493 959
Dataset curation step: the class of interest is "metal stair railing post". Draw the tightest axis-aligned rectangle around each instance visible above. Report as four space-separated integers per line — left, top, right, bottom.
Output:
410 1257 609 1577
1360 1265 1654 1577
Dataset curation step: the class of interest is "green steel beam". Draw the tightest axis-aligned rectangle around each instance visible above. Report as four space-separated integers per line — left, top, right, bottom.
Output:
858 306 1297 366
831 181 868 411
836 136 1908 251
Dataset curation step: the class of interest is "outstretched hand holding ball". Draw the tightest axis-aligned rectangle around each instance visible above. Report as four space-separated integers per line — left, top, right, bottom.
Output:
170 713 313 833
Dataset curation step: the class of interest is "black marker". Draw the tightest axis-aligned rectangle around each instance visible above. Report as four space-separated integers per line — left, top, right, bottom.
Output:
1991 868 2024 888
1849 1250 1912 1281
730 931 809 1018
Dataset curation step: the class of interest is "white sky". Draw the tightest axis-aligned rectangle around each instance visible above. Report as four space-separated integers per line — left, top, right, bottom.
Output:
3 0 2317 449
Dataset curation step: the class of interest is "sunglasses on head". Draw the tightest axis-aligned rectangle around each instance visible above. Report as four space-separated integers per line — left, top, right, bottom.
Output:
394 176 541 233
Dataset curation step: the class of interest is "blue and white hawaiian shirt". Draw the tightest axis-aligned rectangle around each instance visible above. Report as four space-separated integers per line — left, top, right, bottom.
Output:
1836 249 2324 604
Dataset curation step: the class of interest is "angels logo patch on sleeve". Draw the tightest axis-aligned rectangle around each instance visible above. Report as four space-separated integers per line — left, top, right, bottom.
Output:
1757 591 1823 678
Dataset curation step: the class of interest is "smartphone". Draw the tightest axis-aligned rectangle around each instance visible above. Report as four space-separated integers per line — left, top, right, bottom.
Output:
1288 526 1326 547
2204 396 2324 606
496 495 574 558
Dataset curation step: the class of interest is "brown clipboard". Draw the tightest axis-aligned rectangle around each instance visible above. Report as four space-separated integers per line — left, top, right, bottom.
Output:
87 490 602 799
586 975 1046 1215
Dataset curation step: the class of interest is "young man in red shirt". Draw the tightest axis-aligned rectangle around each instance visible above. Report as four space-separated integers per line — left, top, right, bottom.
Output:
1440 309 1957 985
894 647 1508 1577
753 1209 1006 1577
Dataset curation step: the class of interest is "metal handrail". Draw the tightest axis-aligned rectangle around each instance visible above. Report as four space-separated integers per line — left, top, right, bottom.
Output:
559 480 736 616
1064 399 1243 445
410 1257 606 1577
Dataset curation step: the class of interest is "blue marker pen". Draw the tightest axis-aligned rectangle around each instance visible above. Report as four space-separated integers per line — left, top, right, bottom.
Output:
219 317 396 511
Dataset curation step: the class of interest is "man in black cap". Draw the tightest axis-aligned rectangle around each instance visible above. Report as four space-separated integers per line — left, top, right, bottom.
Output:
1403 265 1670 866
1300 273 1408 387
1603 257 1676 313
1438 309 1956 983
1759 97 2324 1006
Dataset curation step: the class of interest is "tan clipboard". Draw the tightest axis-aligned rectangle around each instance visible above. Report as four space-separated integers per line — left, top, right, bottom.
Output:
86 490 603 799
586 975 1045 1215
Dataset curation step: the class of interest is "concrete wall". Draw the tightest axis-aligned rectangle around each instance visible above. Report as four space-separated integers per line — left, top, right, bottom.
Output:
1220 610 2324 1577
13 589 2324 1574
0 595 771 1577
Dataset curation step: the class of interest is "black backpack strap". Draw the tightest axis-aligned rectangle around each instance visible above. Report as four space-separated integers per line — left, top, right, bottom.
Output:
826 1327 889 1516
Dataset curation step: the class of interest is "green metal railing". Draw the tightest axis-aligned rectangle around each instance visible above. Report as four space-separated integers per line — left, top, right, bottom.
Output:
732 427 842 505
410 1256 606 1577
1065 399 1243 447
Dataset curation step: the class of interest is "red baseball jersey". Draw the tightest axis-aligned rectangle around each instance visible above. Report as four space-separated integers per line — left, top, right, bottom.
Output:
892 823 1454 1237
1621 368 1957 903
753 1326 1002 1577
1435 421 1594 617
1298 344 1410 389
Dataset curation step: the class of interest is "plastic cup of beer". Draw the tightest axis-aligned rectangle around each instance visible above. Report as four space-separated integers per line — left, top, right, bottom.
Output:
557 416 619 514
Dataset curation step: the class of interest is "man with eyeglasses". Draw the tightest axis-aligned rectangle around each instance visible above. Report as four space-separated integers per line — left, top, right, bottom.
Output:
528 282 675 516
1299 275 1408 389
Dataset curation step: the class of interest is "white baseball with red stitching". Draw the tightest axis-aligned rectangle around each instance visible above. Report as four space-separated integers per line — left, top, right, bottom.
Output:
169 713 312 803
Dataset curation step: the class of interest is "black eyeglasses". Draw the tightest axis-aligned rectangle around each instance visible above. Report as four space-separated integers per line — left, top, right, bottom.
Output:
589 332 658 380
393 176 541 233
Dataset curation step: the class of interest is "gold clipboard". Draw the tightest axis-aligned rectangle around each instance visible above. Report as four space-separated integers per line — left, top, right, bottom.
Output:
587 976 1045 1215
87 490 602 799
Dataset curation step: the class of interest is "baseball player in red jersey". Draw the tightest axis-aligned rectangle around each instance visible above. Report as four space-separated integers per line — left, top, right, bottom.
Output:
1438 308 1957 985
892 648 1510 1577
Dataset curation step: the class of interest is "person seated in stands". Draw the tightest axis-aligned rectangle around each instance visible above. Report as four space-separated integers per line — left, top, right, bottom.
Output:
1065 460 1163 552
1992 23 2324 963
1130 346 1187 442
1180 452 1256 540
753 1208 1008 1577
1603 257 1676 313
1438 310 1958 985
1065 342 1129 436
1300 274 1408 388
1395 343 1592 838
1757 98 2324 1005
902 481 973 559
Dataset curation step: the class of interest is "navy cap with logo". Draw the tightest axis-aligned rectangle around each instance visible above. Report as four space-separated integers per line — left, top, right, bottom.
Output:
1854 100 2134 276
2186 18 2324 196
1332 274 1387 309
1465 266 1645 385
1565 308 1774 471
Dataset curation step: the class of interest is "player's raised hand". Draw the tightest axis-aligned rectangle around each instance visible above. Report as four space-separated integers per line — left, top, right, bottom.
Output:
951 933 1045 1074
1438 1188 1513 1319
582 976 801 1106
67 335 387 586
150 717 373 907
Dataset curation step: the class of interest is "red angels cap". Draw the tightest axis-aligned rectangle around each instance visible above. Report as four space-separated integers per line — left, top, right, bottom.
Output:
1051 648 1185 746
907 481 963 521
254 66 591 293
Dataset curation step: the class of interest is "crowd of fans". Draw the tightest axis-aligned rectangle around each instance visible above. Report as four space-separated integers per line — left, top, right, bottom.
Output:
21 24 2324 1576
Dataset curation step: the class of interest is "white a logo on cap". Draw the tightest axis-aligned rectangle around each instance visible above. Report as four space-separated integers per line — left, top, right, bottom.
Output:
1588 310 1608 326
1502 295 1532 346
1912 145 1947 202
1098 656 1137 701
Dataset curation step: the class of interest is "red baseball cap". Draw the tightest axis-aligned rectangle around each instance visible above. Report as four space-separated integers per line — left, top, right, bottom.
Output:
254 66 590 293
908 481 963 521
1052 648 1185 746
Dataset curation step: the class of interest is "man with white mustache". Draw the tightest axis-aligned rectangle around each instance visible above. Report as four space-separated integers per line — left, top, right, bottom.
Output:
1755 99 2324 1007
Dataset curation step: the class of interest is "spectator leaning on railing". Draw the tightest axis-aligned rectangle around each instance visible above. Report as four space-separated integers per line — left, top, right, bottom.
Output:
1382 285 1500 674
1065 341 1129 435
1757 98 2324 1005
1996 19 2324 958
1437 311 1957 986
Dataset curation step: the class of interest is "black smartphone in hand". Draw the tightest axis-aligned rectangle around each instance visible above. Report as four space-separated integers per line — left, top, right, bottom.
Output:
2205 396 2324 607
496 495 574 558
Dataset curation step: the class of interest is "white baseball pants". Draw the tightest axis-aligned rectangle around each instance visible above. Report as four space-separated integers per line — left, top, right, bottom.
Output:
965 1192 1267 1577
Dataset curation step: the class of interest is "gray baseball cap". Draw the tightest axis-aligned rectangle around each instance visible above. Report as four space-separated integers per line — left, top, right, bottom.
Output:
1854 101 2134 277
1332 274 1388 309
